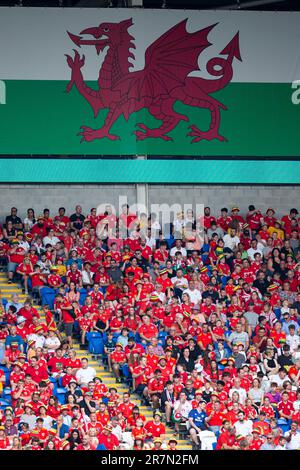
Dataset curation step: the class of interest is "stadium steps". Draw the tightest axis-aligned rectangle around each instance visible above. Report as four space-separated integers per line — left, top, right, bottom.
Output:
0 273 192 449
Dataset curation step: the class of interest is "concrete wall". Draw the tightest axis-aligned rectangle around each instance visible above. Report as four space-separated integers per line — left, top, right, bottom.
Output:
0 184 299 221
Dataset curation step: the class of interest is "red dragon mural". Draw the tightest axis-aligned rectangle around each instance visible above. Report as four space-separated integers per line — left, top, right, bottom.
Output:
65 19 241 143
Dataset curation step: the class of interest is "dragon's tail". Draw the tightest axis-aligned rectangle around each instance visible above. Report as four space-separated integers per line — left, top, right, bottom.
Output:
192 57 234 95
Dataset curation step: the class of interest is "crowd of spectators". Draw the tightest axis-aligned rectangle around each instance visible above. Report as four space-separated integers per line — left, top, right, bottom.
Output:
0 203 300 450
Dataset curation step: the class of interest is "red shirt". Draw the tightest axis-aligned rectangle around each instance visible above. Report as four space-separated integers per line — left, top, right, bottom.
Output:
144 420 165 438
47 356 67 373
48 274 62 288
217 216 232 232
197 331 213 348
133 365 153 386
65 358 81 369
207 410 226 426
216 430 237 450
116 402 135 419
277 401 294 418
110 351 127 364
138 323 158 340
148 377 165 393
25 365 48 384
97 433 119 451
59 299 74 323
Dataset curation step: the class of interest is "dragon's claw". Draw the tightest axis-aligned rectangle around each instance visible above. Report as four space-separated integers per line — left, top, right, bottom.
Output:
78 126 120 142
133 126 173 142
187 124 227 143
135 123 148 131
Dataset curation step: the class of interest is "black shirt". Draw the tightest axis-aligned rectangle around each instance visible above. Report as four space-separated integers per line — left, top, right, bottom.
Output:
78 398 96 417
5 215 22 227
188 344 202 362
177 356 195 373
202 290 220 303
291 300 300 315
70 213 85 230
182 387 196 401
253 279 270 296
278 354 294 368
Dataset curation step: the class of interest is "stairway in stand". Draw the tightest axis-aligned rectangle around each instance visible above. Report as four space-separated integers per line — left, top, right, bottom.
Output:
0 272 192 450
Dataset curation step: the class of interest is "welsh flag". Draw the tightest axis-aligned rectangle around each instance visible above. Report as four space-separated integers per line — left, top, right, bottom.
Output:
0 7 299 156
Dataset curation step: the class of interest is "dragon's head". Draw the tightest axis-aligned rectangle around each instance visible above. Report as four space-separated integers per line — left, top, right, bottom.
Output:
68 18 133 55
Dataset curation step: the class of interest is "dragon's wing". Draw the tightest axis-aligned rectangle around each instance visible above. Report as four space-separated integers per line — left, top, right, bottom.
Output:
114 19 216 101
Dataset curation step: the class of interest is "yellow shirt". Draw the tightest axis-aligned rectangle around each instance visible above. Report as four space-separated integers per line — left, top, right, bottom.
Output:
56 265 67 277
268 226 285 240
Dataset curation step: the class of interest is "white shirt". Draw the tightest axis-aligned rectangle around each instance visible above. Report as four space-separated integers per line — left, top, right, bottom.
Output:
111 424 123 442
275 444 287 450
171 276 189 290
233 419 253 437
284 430 300 450
182 288 202 305
81 270 95 285
173 400 192 419
20 414 36 430
43 236 60 247
76 366 96 385
27 333 45 349
44 336 61 353
170 247 187 258
41 415 54 430
146 237 156 250
18 241 30 252
152 290 166 304
247 246 263 260
286 334 300 352
293 400 300 411
223 234 240 250
271 374 291 388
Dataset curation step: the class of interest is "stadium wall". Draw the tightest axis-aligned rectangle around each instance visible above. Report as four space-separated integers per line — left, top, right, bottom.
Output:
0 184 299 221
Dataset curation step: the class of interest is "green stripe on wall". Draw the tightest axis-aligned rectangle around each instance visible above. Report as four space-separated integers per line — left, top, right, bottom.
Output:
0 81 300 156
0 159 300 184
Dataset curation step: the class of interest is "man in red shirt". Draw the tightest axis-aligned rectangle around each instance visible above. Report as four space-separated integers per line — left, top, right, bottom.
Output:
278 391 294 422
97 424 119 450
132 356 154 402
205 400 227 434
155 268 172 291
47 348 67 376
246 205 264 233
31 215 47 238
216 421 239 450
18 301 40 328
55 294 75 347
281 208 299 232
203 207 216 230
217 208 232 232
110 343 127 383
76 434 97 451
116 392 135 419
197 323 213 351
137 314 158 345
144 411 166 440
148 369 165 409
25 356 48 385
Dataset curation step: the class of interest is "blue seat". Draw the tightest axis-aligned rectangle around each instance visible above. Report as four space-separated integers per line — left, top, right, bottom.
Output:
2 389 11 404
86 332 104 355
40 287 56 310
55 387 67 404
79 288 88 306
0 399 11 408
